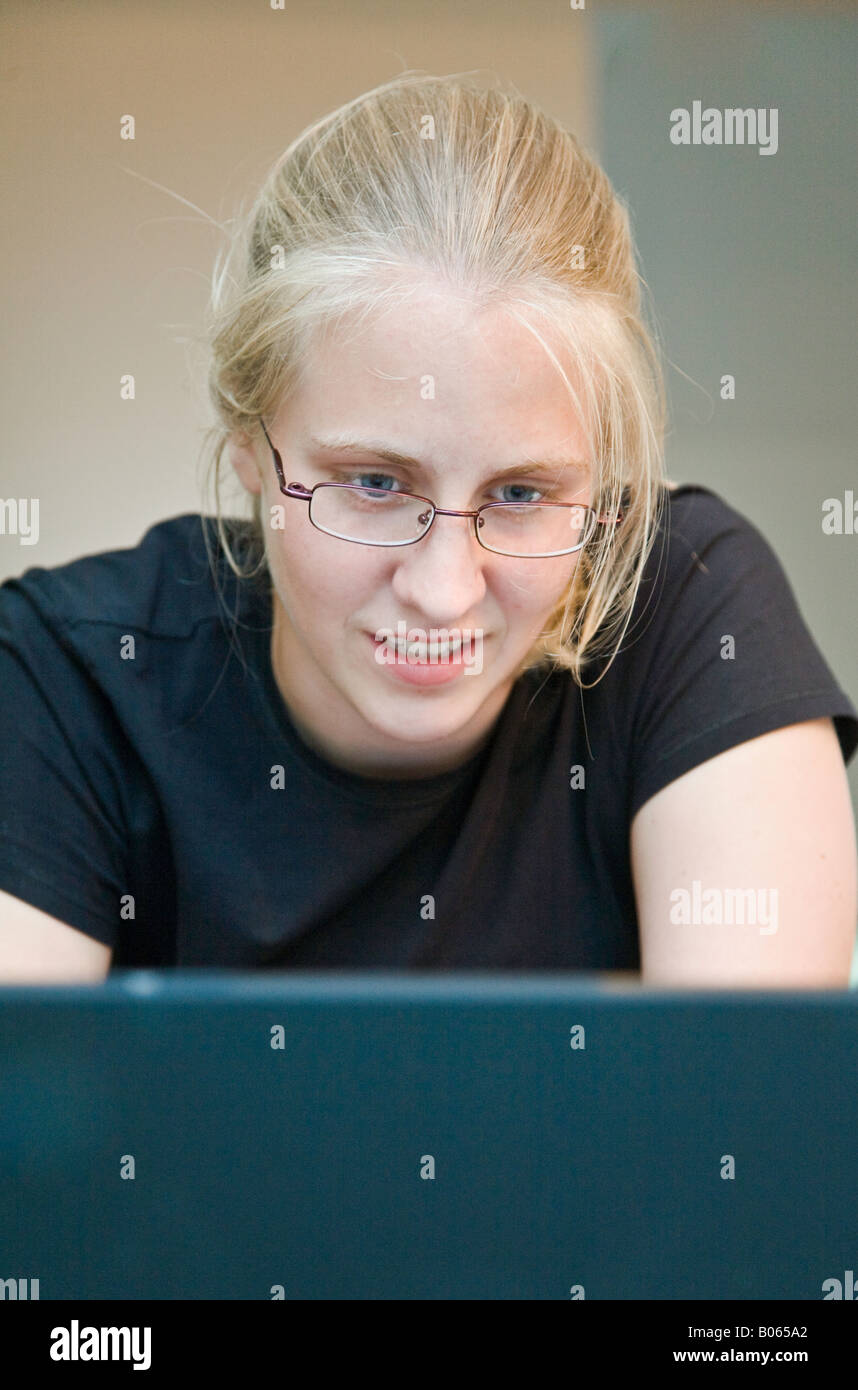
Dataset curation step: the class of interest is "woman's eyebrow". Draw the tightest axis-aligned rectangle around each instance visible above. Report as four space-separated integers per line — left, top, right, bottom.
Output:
306 436 589 479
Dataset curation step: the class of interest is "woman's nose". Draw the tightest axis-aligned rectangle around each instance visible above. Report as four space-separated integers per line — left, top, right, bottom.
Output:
390 512 488 618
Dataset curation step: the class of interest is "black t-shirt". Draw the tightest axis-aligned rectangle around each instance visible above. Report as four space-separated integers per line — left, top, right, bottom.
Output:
1 484 856 970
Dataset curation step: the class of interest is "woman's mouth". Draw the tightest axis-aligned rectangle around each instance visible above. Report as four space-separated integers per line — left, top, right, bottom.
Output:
366 631 482 685
380 634 465 662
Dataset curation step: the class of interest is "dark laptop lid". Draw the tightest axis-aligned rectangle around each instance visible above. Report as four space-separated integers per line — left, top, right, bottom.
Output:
1 972 855 1300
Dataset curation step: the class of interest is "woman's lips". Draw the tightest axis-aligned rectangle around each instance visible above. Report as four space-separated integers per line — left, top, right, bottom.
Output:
365 631 481 685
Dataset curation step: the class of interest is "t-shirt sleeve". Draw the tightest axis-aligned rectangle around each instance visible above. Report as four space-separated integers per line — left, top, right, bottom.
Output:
627 490 858 821
0 577 129 950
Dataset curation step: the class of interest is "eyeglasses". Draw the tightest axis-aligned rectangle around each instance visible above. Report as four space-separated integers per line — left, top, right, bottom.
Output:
259 420 623 559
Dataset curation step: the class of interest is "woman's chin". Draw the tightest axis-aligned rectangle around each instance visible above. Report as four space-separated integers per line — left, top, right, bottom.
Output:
352 686 484 747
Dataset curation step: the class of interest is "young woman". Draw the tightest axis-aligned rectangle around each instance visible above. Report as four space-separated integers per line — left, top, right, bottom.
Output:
1 74 856 984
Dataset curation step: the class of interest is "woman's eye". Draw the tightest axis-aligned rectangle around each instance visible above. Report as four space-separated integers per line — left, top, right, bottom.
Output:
342 472 400 492
496 482 545 504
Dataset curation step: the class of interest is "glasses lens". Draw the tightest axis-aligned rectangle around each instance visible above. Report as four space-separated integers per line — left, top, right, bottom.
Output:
478 503 594 557
310 485 432 545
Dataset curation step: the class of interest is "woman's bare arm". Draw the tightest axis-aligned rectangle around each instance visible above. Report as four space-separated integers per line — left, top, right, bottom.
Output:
631 717 857 987
0 888 112 982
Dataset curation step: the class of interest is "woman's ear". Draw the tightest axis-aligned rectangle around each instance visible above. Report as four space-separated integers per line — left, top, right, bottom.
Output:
227 431 263 496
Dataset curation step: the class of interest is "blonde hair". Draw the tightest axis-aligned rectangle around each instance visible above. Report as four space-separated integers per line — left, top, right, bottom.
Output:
202 70 668 686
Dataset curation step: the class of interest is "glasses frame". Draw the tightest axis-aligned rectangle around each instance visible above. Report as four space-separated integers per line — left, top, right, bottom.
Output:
259 419 624 558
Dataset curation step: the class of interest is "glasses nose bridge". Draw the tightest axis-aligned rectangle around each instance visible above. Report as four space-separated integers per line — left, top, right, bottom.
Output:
420 502 485 545
430 503 483 522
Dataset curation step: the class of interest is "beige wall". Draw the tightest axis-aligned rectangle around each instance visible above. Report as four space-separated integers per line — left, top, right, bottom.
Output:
0 0 597 578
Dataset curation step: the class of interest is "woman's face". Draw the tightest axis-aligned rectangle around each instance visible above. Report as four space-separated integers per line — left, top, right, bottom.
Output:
230 285 592 778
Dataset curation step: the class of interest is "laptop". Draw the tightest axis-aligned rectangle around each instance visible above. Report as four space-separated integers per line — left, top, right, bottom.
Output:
1 971 855 1300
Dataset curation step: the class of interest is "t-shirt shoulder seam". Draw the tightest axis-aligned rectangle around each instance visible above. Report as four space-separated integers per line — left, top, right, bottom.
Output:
55 611 231 641
651 689 854 763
